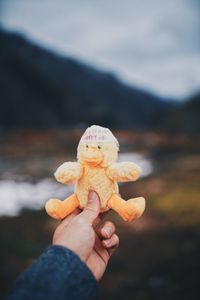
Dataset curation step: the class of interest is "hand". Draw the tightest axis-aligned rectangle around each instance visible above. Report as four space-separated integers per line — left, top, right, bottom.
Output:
52 191 119 281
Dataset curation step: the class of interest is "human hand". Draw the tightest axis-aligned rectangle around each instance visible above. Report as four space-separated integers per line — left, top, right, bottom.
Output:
52 191 119 281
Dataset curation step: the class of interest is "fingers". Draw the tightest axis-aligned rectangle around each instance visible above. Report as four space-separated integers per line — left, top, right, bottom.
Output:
97 221 116 239
102 234 119 256
79 191 100 224
96 220 119 256
102 233 119 248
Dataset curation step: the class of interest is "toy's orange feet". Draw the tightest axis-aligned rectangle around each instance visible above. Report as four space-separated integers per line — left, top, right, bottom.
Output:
108 193 145 222
121 197 145 222
45 198 65 220
45 193 80 220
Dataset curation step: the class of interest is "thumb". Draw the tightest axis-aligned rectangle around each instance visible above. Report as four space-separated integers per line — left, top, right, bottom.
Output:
79 191 100 224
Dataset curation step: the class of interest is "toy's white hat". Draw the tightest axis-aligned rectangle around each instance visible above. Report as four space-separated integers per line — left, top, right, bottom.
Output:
79 125 119 146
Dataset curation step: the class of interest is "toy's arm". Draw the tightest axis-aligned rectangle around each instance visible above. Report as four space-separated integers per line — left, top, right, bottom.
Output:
54 162 83 184
106 162 142 182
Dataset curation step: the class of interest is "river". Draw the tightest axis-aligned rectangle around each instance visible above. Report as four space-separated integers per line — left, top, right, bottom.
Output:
0 152 153 216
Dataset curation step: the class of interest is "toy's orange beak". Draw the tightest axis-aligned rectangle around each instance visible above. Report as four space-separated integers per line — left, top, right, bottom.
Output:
82 144 103 166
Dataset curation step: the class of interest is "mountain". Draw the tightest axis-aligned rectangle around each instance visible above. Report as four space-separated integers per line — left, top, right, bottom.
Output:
0 30 172 131
161 94 200 135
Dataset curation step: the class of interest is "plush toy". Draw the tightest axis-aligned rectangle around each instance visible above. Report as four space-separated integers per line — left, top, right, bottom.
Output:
45 125 145 222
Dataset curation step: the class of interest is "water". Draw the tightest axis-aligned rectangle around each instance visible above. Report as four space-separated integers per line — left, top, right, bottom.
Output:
0 153 153 217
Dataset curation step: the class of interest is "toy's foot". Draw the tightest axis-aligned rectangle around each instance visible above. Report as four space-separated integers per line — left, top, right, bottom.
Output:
45 193 80 220
45 198 65 220
108 193 145 222
120 197 145 222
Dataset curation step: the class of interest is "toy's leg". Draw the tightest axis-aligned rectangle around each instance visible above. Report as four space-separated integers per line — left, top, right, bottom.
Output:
45 193 79 220
108 193 145 222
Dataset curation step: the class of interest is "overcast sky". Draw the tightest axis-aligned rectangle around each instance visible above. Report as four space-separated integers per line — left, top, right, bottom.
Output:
1 0 200 100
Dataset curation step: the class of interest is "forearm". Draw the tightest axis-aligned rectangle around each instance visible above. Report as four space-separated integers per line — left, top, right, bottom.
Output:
5 245 99 300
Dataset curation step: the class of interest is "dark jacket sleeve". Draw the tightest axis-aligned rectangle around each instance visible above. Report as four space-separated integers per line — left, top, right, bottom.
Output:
5 245 99 300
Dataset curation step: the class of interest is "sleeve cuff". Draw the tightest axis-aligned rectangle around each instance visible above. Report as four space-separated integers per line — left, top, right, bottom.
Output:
6 245 99 300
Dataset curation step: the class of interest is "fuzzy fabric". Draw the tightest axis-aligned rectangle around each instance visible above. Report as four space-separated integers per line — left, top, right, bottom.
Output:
45 125 145 222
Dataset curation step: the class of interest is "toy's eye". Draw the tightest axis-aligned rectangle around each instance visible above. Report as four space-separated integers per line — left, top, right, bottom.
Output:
86 145 89 148
98 145 101 149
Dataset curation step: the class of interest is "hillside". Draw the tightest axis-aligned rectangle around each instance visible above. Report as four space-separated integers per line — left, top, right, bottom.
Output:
0 30 170 131
162 94 200 135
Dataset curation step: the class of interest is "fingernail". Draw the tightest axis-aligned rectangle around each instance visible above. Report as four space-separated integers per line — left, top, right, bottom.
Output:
103 227 111 237
88 191 98 203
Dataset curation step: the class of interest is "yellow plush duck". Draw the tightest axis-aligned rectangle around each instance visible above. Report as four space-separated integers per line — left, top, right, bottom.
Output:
45 125 145 222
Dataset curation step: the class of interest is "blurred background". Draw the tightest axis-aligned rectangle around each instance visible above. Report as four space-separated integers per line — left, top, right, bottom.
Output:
0 0 200 299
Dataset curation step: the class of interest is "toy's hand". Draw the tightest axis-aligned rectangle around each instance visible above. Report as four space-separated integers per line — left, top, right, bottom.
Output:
53 191 119 281
54 162 82 184
107 162 142 182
